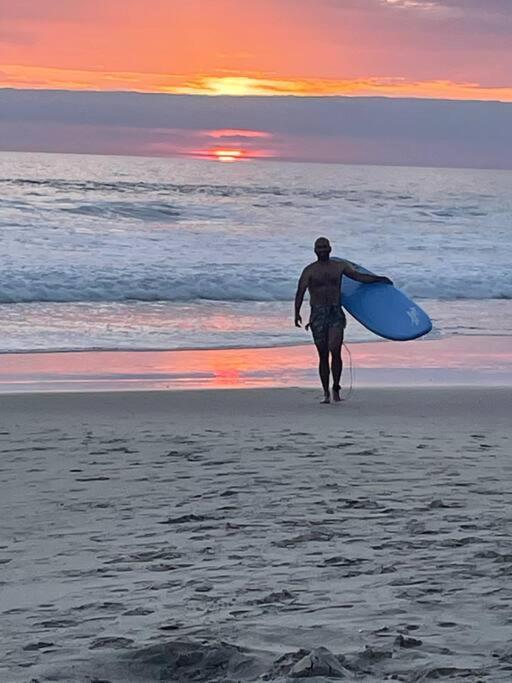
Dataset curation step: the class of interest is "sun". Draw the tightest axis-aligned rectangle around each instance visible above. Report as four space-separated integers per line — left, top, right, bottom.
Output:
212 149 245 162
188 146 273 162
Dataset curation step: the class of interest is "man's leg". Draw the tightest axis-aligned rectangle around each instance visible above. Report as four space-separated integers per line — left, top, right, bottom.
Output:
314 341 331 403
328 326 344 402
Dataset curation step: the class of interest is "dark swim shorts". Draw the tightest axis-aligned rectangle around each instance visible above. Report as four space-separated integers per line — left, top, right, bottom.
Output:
307 305 347 346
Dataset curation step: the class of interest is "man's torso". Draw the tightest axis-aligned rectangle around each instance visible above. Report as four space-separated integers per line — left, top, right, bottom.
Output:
305 259 350 307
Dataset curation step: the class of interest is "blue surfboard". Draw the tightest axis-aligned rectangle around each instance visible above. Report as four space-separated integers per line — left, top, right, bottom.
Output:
336 259 432 341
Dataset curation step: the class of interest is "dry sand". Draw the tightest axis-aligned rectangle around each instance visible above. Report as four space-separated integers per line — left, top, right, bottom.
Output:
1 387 511 681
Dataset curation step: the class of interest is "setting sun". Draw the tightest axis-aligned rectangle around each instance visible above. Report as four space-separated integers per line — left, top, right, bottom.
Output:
186 146 276 162
212 149 245 162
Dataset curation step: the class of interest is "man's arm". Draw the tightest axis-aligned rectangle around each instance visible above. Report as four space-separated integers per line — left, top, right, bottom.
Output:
294 267 310 327
344 263 393 286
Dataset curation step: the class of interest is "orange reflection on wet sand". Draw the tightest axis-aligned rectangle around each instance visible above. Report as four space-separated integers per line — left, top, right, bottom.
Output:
0 336 511 393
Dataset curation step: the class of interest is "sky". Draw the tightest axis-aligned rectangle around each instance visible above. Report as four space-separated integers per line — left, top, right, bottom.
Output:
1 0 512 166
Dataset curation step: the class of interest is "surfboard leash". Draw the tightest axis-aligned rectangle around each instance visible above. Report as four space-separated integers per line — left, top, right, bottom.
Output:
341 342 355 401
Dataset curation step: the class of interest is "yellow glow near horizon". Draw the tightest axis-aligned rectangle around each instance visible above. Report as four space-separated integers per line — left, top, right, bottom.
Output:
177 76 304 96
213 149 244 162
2 65 512 103
204 77 263 96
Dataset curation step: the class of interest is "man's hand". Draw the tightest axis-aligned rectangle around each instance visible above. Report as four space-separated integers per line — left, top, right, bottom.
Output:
344 265 392 286
295 314 303 328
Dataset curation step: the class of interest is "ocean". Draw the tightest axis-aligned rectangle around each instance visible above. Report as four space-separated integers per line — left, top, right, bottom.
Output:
1 151 511 353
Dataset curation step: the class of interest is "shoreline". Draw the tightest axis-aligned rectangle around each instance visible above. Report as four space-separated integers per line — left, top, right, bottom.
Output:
0 334 510 394
0 337 393 356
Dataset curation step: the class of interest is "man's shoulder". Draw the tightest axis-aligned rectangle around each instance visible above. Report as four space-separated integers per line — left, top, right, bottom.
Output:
332 258 353 270
302 259 352 272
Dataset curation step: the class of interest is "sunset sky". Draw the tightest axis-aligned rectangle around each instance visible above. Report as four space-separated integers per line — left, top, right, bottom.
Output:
1 0 512 166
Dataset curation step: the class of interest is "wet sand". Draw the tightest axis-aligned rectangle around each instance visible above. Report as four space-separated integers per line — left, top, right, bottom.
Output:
1 387 511 681
1 334 511 393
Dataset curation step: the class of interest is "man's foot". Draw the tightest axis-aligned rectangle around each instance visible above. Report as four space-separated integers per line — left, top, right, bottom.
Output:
320 391 331 404
332 388 342 402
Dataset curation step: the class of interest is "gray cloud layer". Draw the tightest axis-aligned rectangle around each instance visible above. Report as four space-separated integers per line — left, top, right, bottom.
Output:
1 89 511 168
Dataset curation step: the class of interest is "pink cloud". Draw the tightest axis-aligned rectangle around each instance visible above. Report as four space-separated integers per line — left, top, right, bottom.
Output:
203 129 273 139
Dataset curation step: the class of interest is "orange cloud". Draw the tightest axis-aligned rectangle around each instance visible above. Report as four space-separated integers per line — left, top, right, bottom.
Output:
178 75 512 101
2 64 512 102
2 0 512 104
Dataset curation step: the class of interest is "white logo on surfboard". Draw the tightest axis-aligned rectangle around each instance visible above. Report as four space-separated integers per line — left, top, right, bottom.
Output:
406 306 420 326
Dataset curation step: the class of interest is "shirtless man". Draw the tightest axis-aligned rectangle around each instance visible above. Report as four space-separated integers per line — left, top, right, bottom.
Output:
295 237 392 403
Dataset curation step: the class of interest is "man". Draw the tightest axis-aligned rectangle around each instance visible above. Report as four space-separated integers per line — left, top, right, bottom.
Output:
295 237 392 404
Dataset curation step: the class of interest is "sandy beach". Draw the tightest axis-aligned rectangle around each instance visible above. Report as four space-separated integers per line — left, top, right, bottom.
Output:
1 385 511 681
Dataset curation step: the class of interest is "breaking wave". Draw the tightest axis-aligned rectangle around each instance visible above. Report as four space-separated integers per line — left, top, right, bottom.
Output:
0 267 510 304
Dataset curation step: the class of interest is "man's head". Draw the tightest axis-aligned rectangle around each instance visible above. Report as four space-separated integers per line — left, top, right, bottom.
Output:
314 237 331 262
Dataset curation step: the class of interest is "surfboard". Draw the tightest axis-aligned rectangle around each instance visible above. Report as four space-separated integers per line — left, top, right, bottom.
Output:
336 259 432 341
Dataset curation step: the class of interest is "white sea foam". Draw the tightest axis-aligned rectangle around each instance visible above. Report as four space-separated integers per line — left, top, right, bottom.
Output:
0 266 511 304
